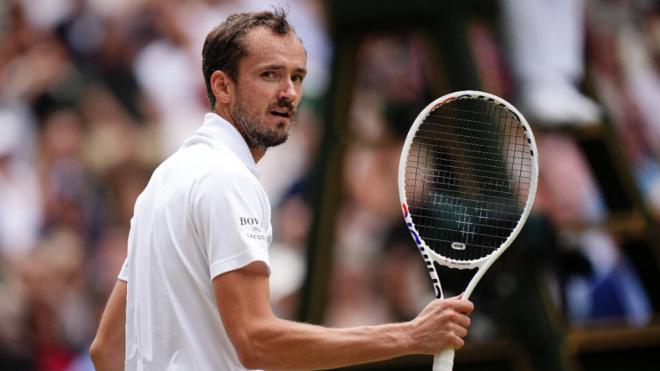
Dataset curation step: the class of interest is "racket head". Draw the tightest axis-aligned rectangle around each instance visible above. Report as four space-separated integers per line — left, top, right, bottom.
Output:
399 90 539 270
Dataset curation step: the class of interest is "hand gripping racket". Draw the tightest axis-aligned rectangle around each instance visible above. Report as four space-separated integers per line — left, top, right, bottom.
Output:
398 91 539 371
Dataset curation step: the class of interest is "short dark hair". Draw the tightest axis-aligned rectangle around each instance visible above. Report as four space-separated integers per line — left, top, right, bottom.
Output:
202 8 294 109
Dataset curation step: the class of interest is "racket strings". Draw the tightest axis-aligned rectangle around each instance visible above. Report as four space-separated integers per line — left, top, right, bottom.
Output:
408 159 531 192
405 99 533 262
409 142 529 172
410 201 523 222
406 162 531 203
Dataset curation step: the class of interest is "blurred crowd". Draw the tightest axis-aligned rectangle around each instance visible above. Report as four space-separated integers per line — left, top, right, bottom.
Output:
323 1 660 370
0 0 659 370
0 0 328 369
327 0 659 317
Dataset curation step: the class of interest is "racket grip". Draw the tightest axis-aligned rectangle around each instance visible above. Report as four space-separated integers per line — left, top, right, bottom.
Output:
432 349 455 371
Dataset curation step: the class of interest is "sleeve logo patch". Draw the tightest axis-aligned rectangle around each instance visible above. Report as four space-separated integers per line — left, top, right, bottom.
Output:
239 217 266 241
240 217 260 226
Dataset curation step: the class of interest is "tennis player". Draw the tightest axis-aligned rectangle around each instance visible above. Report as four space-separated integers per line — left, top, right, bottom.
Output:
90 9 473 371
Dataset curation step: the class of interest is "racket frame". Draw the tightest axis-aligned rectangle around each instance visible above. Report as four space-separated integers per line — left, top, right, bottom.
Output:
398 90 539 300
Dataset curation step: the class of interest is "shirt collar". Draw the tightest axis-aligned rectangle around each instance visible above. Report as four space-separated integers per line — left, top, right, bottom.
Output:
185 112 260 177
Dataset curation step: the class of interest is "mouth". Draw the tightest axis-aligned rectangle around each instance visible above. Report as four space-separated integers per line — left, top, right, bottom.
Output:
269 109 292 119
269 100 296 120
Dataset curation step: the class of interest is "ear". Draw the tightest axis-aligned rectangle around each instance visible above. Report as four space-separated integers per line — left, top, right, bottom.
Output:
210 70 234 105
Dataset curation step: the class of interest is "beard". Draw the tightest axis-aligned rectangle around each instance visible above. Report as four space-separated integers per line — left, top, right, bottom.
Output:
232 97 294 150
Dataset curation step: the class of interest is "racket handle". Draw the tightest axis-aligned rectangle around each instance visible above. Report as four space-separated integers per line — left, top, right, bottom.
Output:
432 349 455 371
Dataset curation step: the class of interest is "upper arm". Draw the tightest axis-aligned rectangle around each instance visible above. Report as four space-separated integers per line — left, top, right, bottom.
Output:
94 279 127 342
212 261 275 365
191 169 271 279
90 279 127 367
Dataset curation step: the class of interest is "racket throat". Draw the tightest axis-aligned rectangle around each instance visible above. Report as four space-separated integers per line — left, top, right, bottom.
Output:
423 255 444 299
436 284 445 299
433 276 444 299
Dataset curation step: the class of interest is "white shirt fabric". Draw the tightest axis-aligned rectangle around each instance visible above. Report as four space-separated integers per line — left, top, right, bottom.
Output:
119 112 272 371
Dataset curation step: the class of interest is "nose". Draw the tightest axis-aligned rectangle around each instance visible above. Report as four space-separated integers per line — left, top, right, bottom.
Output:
278 78 298 102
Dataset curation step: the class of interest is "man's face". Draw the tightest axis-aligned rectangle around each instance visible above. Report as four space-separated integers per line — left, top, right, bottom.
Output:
230 27 307 149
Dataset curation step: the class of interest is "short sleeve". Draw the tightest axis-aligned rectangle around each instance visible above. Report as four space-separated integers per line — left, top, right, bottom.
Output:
190 169 271 279
118 258 129 282
117 216 136 282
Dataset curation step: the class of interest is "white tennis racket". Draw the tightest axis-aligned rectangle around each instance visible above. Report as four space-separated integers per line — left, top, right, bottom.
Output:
398 90 539 371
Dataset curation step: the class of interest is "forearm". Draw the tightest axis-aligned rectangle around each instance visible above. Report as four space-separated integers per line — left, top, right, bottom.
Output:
240 318 414 370
215 263 472 370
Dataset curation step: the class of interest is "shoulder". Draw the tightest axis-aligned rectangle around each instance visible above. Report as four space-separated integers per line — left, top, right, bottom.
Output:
172 143 256 189
195 166 263 196
188 155 267 210
188 162 270 230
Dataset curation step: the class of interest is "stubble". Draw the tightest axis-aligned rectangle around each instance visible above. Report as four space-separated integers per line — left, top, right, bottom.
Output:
232 97 294 150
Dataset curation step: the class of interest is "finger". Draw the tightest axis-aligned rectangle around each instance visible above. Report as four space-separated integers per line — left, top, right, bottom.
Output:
450 335 465 349
447 292 468 300
444 298 474 314
452 323 468 338
453 313 471 328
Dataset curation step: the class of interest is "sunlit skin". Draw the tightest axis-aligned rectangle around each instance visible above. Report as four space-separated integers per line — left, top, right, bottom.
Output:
211 27 307 162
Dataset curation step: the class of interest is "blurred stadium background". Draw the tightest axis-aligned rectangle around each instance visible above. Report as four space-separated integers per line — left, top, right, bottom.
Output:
0 0 659 370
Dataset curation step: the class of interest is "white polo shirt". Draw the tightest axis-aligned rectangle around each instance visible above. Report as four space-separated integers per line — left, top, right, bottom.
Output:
118 113 272 371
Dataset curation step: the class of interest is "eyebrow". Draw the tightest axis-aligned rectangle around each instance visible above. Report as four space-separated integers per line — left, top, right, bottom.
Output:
259 64 307 75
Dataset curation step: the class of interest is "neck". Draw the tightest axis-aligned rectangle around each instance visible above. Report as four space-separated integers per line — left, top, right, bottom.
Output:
214 109 265 163
250 147 266 163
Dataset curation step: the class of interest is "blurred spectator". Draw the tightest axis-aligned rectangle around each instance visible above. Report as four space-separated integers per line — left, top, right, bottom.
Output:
501 0 601 125
534 132 607 227
17 0 74 32
23 228 94 371
132 0 206 156
0 227 93 371
533 132 652 326
588 0 660 219
0 110 41 259
38 108 106 243
561 229 652 325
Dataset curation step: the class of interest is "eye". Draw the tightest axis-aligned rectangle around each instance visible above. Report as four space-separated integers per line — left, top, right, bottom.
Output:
292 74 305 83
262 71 277 80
